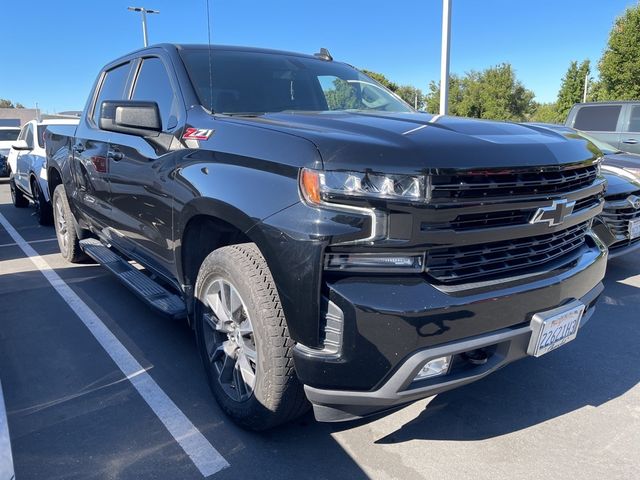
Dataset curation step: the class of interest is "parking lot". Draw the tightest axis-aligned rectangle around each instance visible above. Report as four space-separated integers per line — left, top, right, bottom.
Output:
0 177 638 480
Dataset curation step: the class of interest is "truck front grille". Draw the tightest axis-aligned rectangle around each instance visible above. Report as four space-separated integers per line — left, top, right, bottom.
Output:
430 164 598 203
426 222 590 283
600 193 640 249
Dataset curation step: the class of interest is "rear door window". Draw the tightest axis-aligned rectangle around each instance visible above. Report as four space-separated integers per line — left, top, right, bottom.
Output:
625 105 640 132
573 105 622 131
92 62 132 126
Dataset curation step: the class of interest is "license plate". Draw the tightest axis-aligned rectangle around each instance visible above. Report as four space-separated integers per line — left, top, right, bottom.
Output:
527 303 585 357
630 219 640 240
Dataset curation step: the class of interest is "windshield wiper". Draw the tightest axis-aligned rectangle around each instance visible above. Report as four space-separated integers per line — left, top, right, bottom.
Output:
219 112 266 117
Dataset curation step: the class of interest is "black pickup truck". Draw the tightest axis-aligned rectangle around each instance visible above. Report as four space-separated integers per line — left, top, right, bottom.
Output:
46 44 607 430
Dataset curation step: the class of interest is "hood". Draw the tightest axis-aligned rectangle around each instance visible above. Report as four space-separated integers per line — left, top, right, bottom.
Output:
602 152 640 170
603 166 640 197
229 111 601 173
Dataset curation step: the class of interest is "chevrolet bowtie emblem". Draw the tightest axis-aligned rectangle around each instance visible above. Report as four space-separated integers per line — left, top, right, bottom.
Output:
627 195 640 210
530 199 576 227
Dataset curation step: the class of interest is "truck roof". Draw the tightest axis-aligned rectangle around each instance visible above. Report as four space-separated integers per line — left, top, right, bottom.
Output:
108 43 329 66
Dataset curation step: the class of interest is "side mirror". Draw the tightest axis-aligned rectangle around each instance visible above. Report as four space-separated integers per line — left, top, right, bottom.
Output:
99 100 162 137
12 139 30 150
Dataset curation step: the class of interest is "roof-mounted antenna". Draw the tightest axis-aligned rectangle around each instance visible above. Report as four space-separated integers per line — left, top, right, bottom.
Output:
314 48 333 61
205 0 214 113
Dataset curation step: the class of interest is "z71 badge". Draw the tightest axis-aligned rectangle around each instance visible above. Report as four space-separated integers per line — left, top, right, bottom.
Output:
182 128 214 141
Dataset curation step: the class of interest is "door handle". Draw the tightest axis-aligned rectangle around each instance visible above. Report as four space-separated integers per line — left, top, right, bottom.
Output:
107 149 124 161
622 138 638 145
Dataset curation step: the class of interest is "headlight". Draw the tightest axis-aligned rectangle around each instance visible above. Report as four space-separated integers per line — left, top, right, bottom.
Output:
300 168 425 204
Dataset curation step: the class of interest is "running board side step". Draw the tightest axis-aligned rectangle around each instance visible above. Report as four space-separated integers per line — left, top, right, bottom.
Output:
79 238 187 319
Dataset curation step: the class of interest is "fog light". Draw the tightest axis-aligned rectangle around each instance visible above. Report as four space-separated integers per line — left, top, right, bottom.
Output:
414 356 451 380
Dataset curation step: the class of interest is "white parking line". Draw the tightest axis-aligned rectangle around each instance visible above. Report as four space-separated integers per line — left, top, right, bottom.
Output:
0 237 57 249
0 213 229 477
0 380 15 480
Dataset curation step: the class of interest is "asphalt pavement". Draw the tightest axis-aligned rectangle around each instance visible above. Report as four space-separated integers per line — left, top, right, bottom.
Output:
0 177 638 480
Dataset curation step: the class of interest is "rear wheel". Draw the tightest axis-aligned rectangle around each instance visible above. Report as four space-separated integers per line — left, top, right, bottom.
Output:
32 178 53 225
52 184 87 263
10 177 29 208
194 243 309 430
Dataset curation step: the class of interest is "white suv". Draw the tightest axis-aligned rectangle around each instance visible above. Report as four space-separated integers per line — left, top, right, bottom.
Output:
0 126 21 177
8 119 78 224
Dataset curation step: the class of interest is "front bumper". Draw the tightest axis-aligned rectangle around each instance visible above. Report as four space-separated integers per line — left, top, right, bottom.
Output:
304 281 603 422
292 234 607 422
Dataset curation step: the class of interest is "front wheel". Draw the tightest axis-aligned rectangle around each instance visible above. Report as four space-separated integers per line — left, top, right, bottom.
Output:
194 243 309 430
10 177 29 208
52 184 87 263
32 178 53 225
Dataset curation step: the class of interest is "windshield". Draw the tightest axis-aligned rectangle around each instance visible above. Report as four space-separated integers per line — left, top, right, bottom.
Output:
575 130 621 155
180 48 413 115
0 129 20 142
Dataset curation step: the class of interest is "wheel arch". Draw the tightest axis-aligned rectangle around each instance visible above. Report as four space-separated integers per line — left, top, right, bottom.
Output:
47 165 63 199
177 199 263 324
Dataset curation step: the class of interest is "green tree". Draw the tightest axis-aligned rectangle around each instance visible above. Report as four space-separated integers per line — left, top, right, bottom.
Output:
361 69 426 109
424 64 535 121
361 70 399 92
0 99 25 108
324 78 360 110
395 85 425 109
556 60 590 119
598 5 640 100
530 102 561 123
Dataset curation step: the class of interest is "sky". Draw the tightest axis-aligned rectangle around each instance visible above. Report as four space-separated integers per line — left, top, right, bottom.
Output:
0 0 636 113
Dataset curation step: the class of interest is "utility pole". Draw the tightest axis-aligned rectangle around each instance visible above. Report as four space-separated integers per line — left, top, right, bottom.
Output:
127 6 160 47
439 0 452 115
582 72 589 103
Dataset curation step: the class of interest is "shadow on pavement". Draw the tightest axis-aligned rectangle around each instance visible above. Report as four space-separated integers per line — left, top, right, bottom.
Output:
375 259 640 444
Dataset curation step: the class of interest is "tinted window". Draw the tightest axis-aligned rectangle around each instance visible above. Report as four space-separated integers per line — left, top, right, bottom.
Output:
573 105 622 131
626 105 640 132
180 49 412 114
131 57 177 130
93 62 131 125
24 124 34 148
0 128 20 141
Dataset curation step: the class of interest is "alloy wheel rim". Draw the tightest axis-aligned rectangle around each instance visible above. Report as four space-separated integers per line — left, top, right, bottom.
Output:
202 278 257 402
54 198 68 254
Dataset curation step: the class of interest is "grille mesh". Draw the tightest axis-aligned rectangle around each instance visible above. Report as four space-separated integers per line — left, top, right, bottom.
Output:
426 222 590 283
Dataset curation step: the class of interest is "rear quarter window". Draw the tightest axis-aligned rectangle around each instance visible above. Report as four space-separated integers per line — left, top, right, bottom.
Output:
573 105 622 132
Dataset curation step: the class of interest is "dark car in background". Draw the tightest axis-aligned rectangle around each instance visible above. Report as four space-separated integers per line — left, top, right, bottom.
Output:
527 123 640 257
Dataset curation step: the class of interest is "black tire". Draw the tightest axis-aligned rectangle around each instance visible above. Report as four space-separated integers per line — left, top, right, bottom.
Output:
52 184 87 263
10 177 29 208
194 242 309 430
32 178 53 225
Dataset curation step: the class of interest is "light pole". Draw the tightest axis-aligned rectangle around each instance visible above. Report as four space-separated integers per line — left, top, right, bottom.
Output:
439 0 452 115
127 6 160 47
